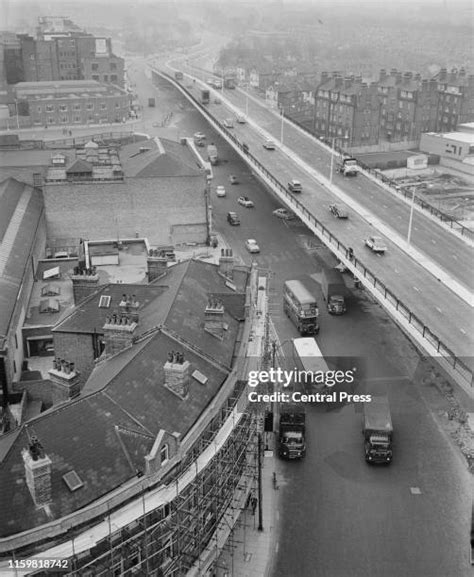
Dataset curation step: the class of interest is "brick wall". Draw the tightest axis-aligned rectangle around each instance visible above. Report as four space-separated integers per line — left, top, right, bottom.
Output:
52 332 95 384
43 178 207 246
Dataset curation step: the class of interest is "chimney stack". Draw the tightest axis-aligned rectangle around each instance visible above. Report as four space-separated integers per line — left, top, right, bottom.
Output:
147 249 168 282
119 293 139 322
48 358 81 401
71 266 99 305
379 69 387 82
439 68 447 81
219 248 234 278
22 436 52 507
164 351 190 399
204 297 225 340
103 313 137 356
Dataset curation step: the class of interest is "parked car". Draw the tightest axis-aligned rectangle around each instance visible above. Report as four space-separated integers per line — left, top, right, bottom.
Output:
329 204 349 219
365 236 387 253
229 175 239 184
223 118 234 128
236 114 246 124
263 139 276 150
194 132 206 141
227 211 240 225
273 208 295 220
288 179 302 193
245 239 260 253
238 196 254 208
243 143 249 153
216 185 226 197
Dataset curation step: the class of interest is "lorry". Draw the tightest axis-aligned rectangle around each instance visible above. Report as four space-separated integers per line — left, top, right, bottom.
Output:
148 97 156 107
278 405 306 459
200 89 210 105
284 280 319 335
337 156 358 176
363 396 393 464
321 269 347 314
207 143 218 165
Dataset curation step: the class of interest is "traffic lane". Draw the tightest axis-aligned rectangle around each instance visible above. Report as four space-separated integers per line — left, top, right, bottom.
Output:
273 346 470 577
235 143 473 358
219 87 473 287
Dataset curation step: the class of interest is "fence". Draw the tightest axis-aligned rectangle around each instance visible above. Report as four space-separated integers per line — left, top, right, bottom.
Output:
152 68 474 388
286 116 474 241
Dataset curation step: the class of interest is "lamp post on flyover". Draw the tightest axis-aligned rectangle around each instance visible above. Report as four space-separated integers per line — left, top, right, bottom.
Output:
279 106 285 145
407 186 416 245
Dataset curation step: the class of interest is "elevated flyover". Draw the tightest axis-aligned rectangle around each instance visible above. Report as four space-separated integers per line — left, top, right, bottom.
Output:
149 64 474 391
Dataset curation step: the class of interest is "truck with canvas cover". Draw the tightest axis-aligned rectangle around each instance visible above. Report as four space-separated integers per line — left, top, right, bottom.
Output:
278 404 306 459
201 89 210 105
363 396 393 464
207 143 218 165
321 269 347 314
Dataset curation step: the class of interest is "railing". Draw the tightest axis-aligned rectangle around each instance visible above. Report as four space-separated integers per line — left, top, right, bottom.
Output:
286 116 474 241
152 68 474 388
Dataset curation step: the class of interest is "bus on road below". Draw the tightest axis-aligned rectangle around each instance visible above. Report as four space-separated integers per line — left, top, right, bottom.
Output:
284 280 319 335
292 337 329 393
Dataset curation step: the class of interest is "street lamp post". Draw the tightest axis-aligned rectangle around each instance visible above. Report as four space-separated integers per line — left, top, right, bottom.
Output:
407 187 416 245
280 107 284 145
329 136 337 184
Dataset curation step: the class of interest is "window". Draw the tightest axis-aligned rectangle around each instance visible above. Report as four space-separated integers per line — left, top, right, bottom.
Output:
160 444 169 464
103 75 108 82
36 105 42 113
115 102 120 108
46 104 54 112
92 75 99 81
48 117 55 124
98 295 111 308
111 75 118 83
100 103 107 110
110 62 117 71
74 116 81 123
91 63 99 71
73 103 81 111
86 103 94 110
60 104 67 112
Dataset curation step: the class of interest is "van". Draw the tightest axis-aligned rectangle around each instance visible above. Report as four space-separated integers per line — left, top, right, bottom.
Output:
288 179 302 193
236 114 246 124
227 212 240 225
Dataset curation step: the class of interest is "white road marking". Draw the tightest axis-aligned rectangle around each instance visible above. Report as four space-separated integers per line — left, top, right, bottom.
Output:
431 239 436 244
435 307 442 314
410 487 422 495
413 286 420 292
460 328 467 335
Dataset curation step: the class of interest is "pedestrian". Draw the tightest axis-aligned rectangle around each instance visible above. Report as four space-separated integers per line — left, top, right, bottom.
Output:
251 496 257 516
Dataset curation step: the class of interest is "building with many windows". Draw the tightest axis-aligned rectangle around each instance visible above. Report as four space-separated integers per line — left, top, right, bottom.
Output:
12 79 131 126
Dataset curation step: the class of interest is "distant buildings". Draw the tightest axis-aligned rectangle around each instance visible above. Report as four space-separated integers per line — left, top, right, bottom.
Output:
0 17 125 88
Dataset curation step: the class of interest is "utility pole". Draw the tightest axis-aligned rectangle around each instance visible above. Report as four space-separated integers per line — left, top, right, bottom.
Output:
257 432 263 531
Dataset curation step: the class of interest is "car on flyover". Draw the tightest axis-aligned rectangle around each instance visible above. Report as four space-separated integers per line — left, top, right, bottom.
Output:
273 208 295 220
245 239 260 253
329 204 349 219
263 139 276 150
238 196 254 208
365 236 387 254
216 185 226 197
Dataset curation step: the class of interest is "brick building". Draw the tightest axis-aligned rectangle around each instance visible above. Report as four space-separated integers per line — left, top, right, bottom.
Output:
12 79 131 127
312 67 474 148
314 72 380 147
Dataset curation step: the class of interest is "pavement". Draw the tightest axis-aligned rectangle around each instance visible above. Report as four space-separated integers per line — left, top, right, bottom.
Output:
214 435 279 577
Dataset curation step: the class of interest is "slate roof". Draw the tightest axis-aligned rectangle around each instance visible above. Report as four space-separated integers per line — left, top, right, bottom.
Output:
0 178 44 350
0 257 246 536
120 138 203 178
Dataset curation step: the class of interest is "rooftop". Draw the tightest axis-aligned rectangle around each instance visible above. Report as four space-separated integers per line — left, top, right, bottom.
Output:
0 178 44 351
14 80 128 99
0 258 248 537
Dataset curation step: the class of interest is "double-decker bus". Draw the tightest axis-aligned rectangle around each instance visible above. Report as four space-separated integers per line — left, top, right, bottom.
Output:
284 280 319 335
